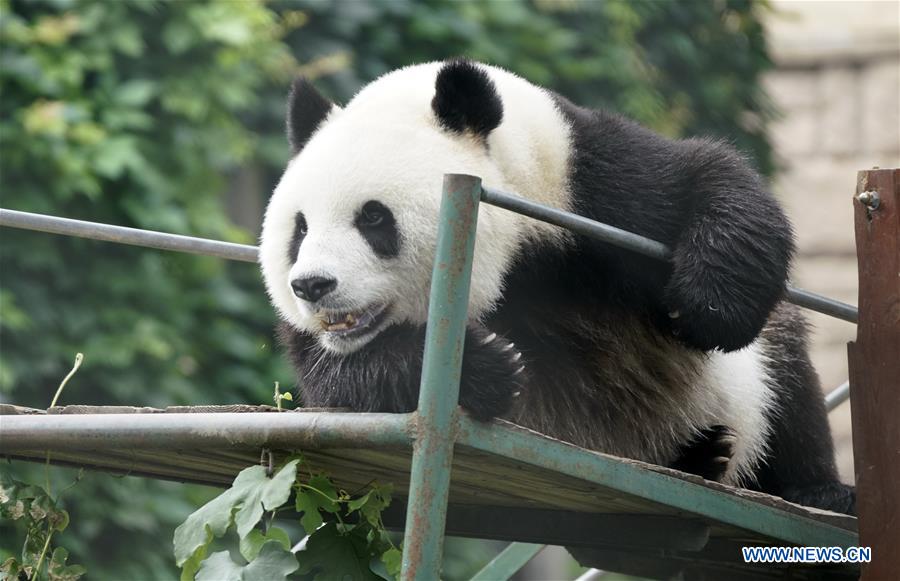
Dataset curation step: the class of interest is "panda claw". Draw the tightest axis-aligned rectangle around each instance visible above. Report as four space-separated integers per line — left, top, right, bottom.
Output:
511 352 522 362
512 390 522 398
513 365 525 376
669 310 681 319
500 342 515 352
481 332 497 345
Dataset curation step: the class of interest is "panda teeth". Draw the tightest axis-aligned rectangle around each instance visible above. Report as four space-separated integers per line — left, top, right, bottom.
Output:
323 311 360 332
320 303 390 336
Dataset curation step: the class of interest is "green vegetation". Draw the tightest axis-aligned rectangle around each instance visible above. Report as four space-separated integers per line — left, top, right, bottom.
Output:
173 457 398 581
1 1 774 578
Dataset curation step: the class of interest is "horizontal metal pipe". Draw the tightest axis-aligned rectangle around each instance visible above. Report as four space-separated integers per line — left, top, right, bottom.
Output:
825 381 851 412
480 187 859 324
785 287 858 324
481 187 671 261
0 412 414 451
0 208 259 263
1 204 859 324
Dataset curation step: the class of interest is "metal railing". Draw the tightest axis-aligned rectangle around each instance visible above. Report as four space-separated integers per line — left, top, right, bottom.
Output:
0 198 857 410
0 179 862 580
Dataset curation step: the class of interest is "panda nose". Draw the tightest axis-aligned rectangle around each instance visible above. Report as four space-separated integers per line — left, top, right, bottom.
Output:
291 276 337 302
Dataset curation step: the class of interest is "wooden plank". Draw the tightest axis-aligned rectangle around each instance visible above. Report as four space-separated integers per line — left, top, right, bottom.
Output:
848 168 900 580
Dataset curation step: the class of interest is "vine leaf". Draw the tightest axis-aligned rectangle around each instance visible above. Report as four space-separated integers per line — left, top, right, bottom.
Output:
195 552 242 581
381 547 402 580
347 483 392 527
295 474 340 534
196 541 298 581
239 527 291 562
48 547 86 581
173 460 299 579
296 522 382 581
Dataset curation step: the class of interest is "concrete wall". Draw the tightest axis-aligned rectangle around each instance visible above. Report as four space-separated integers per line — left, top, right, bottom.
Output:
765 0 900 482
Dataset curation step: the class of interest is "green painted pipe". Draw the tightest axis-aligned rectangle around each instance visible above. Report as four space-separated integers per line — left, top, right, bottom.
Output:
400 174 483 580
471 542 545 581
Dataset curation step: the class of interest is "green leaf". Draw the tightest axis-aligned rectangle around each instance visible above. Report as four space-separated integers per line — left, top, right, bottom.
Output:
294 491 323 534
307 475 341 513
242 541 299 580
195 551 242 581
173 460 298 568
381 547 402 580
47 547 86 581
295 523 381 581
196 541 297 581
239 527 290 562
351 484 392 528
295 474 340 534
1 557 25 580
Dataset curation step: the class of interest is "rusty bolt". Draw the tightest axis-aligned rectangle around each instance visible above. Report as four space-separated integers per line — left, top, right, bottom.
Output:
858 191 880 210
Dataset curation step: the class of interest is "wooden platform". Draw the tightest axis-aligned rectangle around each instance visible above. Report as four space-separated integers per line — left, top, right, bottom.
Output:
1 404 859 580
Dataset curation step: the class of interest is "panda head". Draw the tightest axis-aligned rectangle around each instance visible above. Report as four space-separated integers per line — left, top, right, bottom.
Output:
260 60 521 354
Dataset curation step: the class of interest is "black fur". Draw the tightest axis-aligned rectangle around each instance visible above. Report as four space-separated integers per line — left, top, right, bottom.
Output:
432 59 503 138
550 95 794 353
280 322 524 422
287 78 334 153
354 201 400 258
287 212 307 263
670 425 736 482
750 303 856 514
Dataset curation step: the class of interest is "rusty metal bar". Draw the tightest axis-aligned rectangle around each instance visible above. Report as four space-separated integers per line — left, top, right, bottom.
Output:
0 208 258 263
400 174 482 580
847 169 900 579
0 412 414 450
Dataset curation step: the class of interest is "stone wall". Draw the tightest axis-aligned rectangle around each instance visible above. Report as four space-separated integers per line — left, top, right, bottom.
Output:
765 0 900 482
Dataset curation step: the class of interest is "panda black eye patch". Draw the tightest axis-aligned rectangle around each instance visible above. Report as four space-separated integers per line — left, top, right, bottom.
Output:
355 201 399 258
287 212 307 263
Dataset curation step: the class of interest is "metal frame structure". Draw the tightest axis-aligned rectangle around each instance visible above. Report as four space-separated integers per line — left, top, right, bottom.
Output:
1 168 895 579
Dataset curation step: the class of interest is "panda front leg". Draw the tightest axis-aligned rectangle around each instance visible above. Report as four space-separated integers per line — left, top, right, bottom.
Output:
279 321 524 420
657 141 795 352
457 326 527 421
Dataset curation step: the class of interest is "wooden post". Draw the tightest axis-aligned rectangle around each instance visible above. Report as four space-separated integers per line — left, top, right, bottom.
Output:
848 168 900 579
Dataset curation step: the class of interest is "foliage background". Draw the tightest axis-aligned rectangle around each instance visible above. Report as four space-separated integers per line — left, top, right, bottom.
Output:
0 0 774 578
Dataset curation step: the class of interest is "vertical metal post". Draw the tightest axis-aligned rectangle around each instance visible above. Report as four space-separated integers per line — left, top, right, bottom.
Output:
847 168 899 580
401 174 482 580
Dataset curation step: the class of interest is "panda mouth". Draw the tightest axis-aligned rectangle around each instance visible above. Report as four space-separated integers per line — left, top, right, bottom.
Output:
319 304 391 338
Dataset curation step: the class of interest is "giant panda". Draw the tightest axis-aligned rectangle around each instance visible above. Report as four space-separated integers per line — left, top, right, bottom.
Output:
259 59 855 515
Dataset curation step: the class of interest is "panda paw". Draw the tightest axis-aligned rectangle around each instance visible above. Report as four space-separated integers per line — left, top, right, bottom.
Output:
458 327 526 422
663 256 774 352
670 425 736 483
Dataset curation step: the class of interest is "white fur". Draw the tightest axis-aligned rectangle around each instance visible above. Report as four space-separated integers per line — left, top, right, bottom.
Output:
260 62 573 351
701 341 775 485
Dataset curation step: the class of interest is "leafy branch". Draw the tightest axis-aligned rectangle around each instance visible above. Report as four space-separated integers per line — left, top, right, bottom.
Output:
0 354 86 581
173 455 400 581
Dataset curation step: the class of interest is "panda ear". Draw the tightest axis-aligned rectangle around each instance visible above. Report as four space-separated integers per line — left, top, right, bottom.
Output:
286 77 336 153
432 59 503 138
